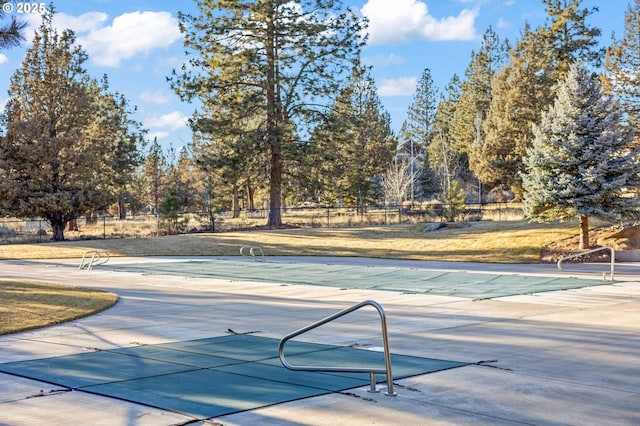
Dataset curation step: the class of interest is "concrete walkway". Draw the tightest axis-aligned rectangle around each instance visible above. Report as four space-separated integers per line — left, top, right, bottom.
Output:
1 257 639 425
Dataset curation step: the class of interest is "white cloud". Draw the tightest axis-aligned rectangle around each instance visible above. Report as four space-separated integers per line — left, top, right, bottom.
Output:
146 111 188 130
55 11 109 33
22 11 108 42
78 11 181 67
361 0 478 45
20 11 181 67
0 97 8 111
0 54 8 64
378 77 417 97
140 90 171 105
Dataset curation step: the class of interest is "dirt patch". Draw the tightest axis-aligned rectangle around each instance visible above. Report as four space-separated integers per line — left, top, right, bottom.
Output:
540 224 640 263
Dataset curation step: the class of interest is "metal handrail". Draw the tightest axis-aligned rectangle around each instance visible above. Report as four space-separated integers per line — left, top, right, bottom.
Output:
240 246 265 261
557 246 615 280
279 300 397 396
79 250 110 270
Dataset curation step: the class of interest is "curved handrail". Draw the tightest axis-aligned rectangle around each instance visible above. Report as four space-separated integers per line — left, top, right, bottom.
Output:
240 246 265 262
279 300 397 396
79 250 110 270
557 246 615 280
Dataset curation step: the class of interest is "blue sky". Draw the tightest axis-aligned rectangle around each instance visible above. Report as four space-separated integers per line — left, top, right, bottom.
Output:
0 0 629 153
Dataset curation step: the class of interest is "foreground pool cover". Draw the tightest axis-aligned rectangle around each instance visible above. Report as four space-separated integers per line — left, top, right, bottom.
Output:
0 335 467 420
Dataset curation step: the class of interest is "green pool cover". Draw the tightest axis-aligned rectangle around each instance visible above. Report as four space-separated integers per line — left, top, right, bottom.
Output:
0 335 467 421
105 259 610 299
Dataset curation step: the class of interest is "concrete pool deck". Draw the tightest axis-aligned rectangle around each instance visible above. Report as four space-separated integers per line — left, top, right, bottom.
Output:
1 256 639 425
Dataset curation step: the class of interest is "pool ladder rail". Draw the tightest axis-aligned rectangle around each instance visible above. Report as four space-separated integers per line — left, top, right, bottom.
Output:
240 246 265 262
557 246 615 280
78 250 110 270
279 300 397 396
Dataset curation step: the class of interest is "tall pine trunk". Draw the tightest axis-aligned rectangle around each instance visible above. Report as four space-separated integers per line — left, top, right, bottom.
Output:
266 13 282 228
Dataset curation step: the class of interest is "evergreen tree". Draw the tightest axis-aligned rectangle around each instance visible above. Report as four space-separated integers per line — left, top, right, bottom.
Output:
0 10 124 240
159 187 184 235
170 0 365 227
190 117 263 217
309 65 395 211
144 138 168 214
404 68 438 152
447 27 509 204
522 64 640 249
100 87 146 219
539 0 602 84
127 168 149 216
173 146 198 211
451 27 509 157
604 0 640 130
472 1 601 200
474 23 554 198
443 179 466 222
403 68 438 203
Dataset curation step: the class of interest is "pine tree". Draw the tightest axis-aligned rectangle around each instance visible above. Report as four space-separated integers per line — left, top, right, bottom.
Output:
539 0 602 83
472 1 601 200
310 65 394 211
451 27 509 157
522 63 640 249
159 187 183 235
172 147 198 211
403 68 438 204
190 115 263 218
0 10 128 241
448 27 509 204
474 23 554 198
144 138 168 215
170 0 365 227
405 68 438 151
100 86 146 219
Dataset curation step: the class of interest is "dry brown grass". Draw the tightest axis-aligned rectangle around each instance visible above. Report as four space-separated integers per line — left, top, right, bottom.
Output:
0 220 581 263
0 280 118 335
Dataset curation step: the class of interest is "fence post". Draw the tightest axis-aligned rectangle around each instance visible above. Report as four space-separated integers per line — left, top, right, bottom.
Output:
103 216 106 239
